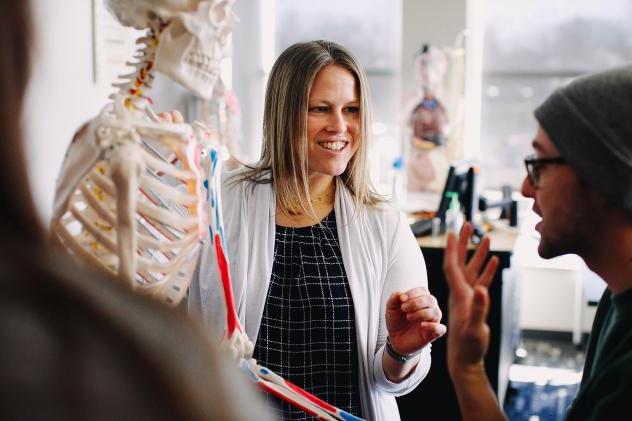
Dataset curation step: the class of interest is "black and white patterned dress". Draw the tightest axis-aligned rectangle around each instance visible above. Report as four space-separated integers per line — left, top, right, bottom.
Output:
253 210 363 419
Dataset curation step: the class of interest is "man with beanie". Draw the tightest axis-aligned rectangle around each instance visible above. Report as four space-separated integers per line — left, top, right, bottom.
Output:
443 64 632 420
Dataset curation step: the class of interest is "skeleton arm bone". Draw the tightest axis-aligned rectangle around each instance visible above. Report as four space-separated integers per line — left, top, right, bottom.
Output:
110 143 146 285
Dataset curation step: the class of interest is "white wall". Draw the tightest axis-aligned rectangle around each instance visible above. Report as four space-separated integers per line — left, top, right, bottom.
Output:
24 0 197 225
24 0 113 224
231 0 266 163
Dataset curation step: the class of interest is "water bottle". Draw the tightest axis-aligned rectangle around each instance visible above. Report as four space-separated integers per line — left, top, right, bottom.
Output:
445 191 464 234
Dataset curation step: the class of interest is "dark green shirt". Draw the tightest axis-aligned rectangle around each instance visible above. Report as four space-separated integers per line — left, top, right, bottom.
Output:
566 287 632 420
587 292 619 379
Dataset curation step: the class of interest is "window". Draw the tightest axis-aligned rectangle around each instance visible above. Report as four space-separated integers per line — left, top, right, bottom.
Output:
480 0 632 188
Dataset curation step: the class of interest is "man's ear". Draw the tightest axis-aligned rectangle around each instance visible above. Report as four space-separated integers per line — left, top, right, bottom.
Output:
591 189 632 225
613 204 632 227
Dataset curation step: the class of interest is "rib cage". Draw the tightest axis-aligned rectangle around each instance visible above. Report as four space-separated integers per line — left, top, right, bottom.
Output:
51 116 206 306
51 26 207 306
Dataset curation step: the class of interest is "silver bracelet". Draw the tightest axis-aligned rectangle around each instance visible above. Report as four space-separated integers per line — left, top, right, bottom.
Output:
385 336 422 364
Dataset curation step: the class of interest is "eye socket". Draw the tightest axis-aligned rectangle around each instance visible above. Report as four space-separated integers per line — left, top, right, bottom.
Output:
166 19 187 38
209 1 229 25
345 106 360 113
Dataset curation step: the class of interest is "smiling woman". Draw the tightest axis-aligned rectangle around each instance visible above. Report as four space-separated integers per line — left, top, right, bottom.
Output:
306 64 360 183
238 40 379 223
189 40 446 421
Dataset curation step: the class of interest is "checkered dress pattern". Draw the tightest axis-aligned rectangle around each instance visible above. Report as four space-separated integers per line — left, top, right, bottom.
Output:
252 211 362 419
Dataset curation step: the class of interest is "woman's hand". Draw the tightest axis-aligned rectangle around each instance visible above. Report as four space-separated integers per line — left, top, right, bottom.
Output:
443 222 499 376
158 110 184 123
385 286 446 356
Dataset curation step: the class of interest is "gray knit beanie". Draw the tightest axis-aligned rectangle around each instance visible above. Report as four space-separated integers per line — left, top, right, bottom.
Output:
534 65 632 213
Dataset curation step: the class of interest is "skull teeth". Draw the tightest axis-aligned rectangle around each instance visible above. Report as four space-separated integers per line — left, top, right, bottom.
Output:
184 53 220 77
186 52 218 65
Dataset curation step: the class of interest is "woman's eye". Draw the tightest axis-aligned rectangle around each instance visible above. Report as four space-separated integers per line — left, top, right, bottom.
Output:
310 106 327 112
346 106 360 113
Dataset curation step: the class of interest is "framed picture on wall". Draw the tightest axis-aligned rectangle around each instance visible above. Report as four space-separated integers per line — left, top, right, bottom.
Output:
91 0 143 85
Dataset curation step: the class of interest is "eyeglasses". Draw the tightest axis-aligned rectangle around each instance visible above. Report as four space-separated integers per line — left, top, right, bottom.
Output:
524 155 567 186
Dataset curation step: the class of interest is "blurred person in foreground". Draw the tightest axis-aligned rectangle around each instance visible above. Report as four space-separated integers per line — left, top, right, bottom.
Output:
0 2 269 420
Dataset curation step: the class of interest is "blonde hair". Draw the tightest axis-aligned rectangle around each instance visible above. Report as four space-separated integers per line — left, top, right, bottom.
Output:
236 40 382 217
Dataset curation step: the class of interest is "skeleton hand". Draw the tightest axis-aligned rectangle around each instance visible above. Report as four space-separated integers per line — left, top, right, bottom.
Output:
220 330 254 362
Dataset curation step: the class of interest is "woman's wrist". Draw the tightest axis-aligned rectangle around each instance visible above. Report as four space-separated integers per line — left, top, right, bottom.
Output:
383 337 422 383
385 336 422 364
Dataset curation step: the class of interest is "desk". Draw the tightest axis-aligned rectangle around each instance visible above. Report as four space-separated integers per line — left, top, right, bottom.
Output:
396 225 519 421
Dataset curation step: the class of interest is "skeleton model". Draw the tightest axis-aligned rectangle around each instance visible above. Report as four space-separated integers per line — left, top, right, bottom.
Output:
50 2 363 420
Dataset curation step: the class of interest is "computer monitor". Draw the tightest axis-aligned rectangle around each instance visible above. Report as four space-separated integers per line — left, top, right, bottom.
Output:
436 161 479 225
410 161 479 237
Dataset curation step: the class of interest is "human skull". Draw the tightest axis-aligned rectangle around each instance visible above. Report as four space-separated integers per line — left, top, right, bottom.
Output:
156 1 236 99
106 0 237 99
105 0 199 29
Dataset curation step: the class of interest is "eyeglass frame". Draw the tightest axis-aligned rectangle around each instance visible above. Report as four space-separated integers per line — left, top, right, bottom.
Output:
524 155 567 186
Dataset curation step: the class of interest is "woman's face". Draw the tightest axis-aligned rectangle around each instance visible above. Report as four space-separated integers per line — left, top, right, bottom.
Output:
305 64 360 180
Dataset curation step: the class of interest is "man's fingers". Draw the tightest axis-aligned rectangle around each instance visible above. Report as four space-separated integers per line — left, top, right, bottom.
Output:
477 256 499 289
444 232 469 297
469 285 490 325
444 232 460 287
465 235 490 281
457 223 473 265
